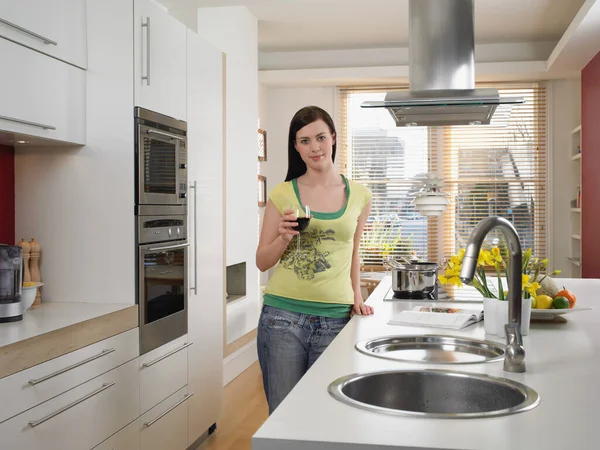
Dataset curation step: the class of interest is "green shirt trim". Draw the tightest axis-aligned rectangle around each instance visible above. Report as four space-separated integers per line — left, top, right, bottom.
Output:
263 293 352 319
291 175 350 220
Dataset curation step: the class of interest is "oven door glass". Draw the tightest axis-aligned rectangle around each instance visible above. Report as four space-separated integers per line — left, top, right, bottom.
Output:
138 125 180 205
141 243 187 325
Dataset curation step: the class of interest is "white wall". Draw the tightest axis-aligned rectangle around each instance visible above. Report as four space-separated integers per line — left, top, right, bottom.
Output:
14 0 135 304
258 86 336 283
259 42 557 71
549 78 582 275
258 83 269 287
262 87 336 189
196 6 259 345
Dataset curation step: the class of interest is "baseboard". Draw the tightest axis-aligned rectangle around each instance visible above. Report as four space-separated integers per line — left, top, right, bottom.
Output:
225 328 257 357
223 339 258 386
187 428 210 450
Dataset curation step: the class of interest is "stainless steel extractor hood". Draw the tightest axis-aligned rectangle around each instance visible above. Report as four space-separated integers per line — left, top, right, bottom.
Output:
361 0 524 127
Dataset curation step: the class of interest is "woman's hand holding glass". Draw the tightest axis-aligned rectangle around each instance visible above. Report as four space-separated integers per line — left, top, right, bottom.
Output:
279 208 300 243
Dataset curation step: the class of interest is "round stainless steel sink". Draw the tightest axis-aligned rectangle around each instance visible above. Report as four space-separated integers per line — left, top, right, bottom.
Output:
355 335 505 364
328 369 540 419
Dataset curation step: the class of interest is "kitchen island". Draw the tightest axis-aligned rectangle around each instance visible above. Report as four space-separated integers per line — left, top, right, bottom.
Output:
252 277 599 450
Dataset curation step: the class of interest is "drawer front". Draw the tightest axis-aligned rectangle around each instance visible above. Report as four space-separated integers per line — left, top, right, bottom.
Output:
0 328 138 424
0 0 87 68
0 38 85 145
139 335 190 414
0 358 140 450
93 419 140 450
140 386 190 450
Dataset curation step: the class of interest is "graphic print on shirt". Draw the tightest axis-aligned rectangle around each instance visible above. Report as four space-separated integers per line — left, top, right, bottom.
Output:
281 228 336 280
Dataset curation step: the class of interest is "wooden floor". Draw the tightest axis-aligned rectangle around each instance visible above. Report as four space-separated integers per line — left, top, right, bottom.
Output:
197 362 268 450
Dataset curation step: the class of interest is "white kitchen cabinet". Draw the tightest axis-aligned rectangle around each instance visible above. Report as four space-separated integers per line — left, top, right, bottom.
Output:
0 38 85 145
92 419 140 450
0 0 87 69
186 28 225 446
140 386 190 450
133 0 187 121
0 328 138 424
139 334 189 414
0 358 139 450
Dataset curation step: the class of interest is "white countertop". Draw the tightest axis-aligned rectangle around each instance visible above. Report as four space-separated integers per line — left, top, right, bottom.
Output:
0 302 134 349
253 277 600 450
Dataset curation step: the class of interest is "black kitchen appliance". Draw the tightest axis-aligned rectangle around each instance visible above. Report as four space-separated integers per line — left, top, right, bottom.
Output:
0 244 24 322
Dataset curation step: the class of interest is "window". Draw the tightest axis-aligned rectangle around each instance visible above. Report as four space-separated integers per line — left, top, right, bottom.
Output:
338 83 548 267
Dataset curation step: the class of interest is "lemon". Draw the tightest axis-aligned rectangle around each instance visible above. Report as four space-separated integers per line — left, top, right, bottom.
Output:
552 296 570 309
535 294 553 309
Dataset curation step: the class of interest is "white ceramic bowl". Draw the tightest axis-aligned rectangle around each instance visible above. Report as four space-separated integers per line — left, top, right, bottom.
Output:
21 282 43 311
412 195 450 206
414 204 447 211
418 210 445 216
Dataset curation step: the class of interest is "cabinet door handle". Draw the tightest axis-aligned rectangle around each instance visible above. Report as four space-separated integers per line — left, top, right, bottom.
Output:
142 17 150 85
0 115 56 131
28 382 115 427
142 342 193 367
0 17 57 45
189 181 198 294
144 393 193 427
28 349 115 385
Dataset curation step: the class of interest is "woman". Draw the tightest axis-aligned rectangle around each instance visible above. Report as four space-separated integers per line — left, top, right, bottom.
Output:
255 105 374 415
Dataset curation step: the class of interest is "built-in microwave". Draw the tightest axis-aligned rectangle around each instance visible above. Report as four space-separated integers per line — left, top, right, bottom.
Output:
135 107 187 207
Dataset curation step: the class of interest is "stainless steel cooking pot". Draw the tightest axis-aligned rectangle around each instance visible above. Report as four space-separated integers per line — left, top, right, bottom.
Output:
386 258 439 297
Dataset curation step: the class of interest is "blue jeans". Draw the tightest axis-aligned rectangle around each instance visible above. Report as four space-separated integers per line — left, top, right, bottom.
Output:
257 304 350 415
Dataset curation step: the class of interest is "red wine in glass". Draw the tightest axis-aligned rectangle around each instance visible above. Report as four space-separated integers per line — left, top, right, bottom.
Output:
293 217 310 232
290 205 310 253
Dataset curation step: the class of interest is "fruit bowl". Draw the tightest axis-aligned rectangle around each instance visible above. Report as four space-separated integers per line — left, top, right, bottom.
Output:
21 282 43 311
532 287 582 319
531 306 593 320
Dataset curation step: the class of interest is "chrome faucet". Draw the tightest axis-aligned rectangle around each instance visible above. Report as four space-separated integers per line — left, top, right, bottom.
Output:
459 216 526 373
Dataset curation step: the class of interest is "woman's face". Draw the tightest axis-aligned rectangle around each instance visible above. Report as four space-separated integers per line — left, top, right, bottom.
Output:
294 119 335 171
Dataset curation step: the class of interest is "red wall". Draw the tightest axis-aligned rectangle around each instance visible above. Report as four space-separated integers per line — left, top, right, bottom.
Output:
0 145 15 245
582 51 600 278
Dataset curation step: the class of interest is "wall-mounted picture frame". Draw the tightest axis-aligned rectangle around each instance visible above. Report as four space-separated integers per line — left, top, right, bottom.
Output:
258 128 267 161
258 175 267 207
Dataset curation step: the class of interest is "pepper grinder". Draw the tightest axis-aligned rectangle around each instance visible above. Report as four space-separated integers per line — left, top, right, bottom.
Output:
29 238 42 306
17 238 32 283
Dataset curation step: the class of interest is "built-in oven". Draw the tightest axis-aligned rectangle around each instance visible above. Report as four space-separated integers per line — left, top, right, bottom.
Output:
135 107 188 207
137 205 188 355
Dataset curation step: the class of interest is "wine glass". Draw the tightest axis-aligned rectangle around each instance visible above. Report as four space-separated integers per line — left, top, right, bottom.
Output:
289 204 311 253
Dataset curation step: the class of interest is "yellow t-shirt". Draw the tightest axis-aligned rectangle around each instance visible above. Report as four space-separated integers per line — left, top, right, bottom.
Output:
264 175 372 306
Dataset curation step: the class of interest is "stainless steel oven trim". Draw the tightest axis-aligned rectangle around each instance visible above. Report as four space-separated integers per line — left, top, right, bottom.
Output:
138 239 189 355
135 107 187 132
137 205 187 216
137 209 188 245
175 128 181 206
147 128 186 141
148 242 189 252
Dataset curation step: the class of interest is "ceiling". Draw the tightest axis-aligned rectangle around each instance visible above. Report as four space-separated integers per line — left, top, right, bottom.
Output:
162 0 586 52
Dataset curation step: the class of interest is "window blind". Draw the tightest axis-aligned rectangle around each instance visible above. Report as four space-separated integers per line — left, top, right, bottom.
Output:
441 84 548 263
338 83 548 270
338 86 440 265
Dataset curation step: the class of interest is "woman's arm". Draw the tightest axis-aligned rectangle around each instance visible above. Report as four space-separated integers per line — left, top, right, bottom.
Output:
256 200 298 272
351 199 374 315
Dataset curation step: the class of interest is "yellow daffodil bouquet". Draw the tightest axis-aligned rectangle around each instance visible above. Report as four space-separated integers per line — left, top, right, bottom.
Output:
439 247 560 300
